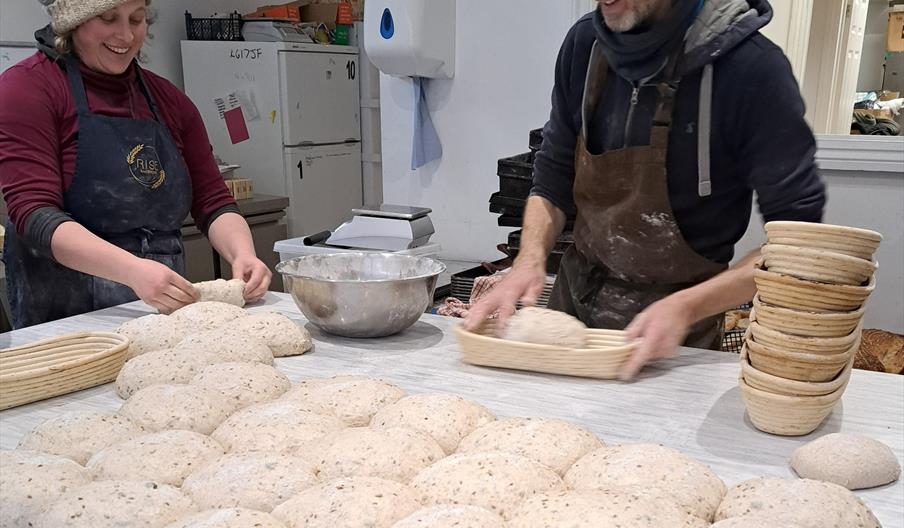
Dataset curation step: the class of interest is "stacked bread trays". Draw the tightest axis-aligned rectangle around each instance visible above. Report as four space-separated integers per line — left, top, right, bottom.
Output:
740 221 881 436
0 332 130 410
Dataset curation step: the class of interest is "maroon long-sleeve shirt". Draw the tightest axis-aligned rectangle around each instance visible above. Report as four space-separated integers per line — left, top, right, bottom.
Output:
0 51 236 240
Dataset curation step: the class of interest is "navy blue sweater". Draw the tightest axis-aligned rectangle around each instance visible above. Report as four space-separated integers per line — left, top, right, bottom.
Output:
531 0 825 264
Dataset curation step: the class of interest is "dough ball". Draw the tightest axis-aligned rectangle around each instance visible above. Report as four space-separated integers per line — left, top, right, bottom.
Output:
714 477 880 528
174 331 274 365
503 307 587 348
565 443 725 521
281 377 406 426
17 411 144 464
371 393 495 453
0 450 92 528
790 433 901 489
183 452 318 512
410 452 565 519
456 417 603 475
228 312 312 357
115 347 223 399
164 508 286 528
116 314 187 360
313 426 444 483
190 362 291 413
194 279 246 307
87 430 224 486
710 514 807 528
118 384 233 434
392 505 505 528
211 399 344 455
32 480 197 528
271 476 421 528
171 301 247 333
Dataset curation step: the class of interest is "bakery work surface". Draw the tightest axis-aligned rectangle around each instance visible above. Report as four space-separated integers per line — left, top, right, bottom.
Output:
1 292 902 526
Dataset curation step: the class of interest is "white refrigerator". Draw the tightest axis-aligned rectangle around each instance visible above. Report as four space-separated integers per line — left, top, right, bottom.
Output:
181 41 363 237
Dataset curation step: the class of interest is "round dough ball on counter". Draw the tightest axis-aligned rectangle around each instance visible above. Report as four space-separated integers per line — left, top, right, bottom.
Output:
115 347 223 399
193 279 246 307
456 416 604 476
410 452 565 519
790 433 901 490
565 443 726 521
211 399 345 455
17 410 144 464
174 331 274 365
503 306 587 348
171 301 247 333
281 376 406 426
392 505 505 528
31 480 197 528
116 313 187 360
507 489 709 528
710 514 807 528
164 508 287 528
118 384 234 434
371 393 495 454
313 426 444 483
182 453 318 512
227 312 313 357
271 476 422 528
190 362 291 413
0 450 92 528
87 430 224 486
714 477 881 528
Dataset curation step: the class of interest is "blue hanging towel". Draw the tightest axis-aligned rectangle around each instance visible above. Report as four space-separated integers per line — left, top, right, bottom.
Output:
411 77 443 170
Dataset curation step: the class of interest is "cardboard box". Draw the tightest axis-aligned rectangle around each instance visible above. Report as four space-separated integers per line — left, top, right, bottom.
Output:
889 11 904 52
225 178 254 200
300 3 339 26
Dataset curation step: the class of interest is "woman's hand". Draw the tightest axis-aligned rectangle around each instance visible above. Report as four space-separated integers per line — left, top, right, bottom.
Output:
231 254 271 302
125 258 198 314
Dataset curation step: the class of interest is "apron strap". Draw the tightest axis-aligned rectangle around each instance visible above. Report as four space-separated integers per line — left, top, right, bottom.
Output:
697 63 714 197
134 65 165 123
580 40 608 141
64 57 164 123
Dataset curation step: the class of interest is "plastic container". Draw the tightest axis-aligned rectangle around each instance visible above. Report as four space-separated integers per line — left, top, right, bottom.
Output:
184 11 244 41
274 237 440 263
497 152 534 200
529 128 543 151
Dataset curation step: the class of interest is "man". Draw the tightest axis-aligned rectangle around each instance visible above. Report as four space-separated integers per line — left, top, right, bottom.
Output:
464 0 825 379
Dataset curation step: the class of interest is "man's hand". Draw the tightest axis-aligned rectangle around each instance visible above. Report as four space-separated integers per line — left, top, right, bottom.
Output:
231 254 272 302
463 260 547 333
620 294 694 380
125 258 198 314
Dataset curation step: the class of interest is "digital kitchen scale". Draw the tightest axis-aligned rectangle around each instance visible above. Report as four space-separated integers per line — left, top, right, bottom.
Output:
326 205 435 251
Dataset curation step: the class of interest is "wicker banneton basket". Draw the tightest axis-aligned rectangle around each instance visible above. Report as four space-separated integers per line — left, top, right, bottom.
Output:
745 336 855 383
740 345 853 397
764 221 882 261
739 374 844 436
454 322 634 379
751 295 863 338
753 266 875 312
748 320 860 355
760 243 877 286
0 332 130 410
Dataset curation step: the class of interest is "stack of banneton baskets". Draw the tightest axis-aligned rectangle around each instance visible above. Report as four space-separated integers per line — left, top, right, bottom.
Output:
740 221 881 436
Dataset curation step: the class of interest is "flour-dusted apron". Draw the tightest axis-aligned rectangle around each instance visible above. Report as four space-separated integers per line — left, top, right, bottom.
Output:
3 57 192 328
547 41 727 350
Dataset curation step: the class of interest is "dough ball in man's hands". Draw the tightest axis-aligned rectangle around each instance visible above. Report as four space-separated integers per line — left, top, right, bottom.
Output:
193 279 246 307
504 307 587 348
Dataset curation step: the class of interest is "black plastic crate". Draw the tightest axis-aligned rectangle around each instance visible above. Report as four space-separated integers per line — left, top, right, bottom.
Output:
489 202 524 217
529 128 543 151
490 191 526 208
497 152 534 179
185 11 244 41
507 230 574 254
497 215 523 228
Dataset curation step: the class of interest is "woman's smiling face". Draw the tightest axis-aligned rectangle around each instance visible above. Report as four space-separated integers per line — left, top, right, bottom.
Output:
72 0 148 75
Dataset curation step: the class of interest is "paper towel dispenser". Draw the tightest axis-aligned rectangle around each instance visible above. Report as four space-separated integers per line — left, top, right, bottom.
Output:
363 0 455 79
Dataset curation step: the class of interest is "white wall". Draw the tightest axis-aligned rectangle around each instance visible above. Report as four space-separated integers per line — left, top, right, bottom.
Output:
379 0 580 261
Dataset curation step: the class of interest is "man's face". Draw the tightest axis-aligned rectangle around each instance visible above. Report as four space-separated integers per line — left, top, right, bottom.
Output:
598 0 672 32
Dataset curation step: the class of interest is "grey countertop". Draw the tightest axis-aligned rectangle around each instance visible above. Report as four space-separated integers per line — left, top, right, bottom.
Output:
1 293 902 526
182 194 290 227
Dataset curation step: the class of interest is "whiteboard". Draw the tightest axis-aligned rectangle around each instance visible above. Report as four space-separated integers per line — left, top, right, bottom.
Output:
0 43 37 74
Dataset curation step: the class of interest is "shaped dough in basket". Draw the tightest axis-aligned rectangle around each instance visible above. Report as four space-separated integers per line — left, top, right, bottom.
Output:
504 307 587 348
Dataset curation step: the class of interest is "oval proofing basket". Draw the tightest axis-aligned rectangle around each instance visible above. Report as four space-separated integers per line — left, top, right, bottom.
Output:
454 323 634 379
0 332 130 410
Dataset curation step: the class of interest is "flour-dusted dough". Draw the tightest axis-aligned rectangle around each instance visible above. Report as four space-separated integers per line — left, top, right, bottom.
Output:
182 453 319 512
117 384 233 434
410 452 565 519
313 426 444 483
190 362 291 413
281 377 406 426
227 312 312 357
565 443 726 521
17 411 144 464
87 430 224 486
714 477 881 528
456 417 604 475
32 480 197 528
371 393 495 453
164 508 286 528
392 505 505 528
507 489 709 528
0 450 92 528
271 476 422 528
171 301 247 333
503 307 587 348
211 399 345 455
194 279 246 307
790 433 901 490
116 313 188 360
115 347 223 399
710 514 807 528
174 331 274 365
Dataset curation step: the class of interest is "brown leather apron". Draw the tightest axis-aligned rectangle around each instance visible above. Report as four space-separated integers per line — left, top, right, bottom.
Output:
547 40 728 350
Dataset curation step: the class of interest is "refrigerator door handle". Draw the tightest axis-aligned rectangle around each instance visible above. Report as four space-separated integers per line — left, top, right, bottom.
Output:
297 160 304 180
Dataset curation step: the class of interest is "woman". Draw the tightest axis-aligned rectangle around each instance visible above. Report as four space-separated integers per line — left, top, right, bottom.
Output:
0 0 271 328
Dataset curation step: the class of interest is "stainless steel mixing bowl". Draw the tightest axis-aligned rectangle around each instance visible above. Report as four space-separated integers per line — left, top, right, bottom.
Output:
276 253 446 338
